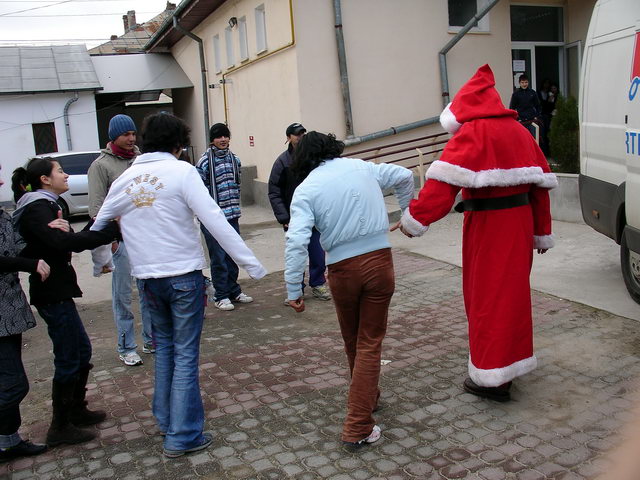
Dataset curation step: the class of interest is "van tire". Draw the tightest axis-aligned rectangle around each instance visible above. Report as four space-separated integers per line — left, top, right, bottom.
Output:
620 233 640 305
57 198 70 220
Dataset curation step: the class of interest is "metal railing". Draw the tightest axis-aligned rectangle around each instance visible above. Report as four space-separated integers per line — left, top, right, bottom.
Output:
346 132 450 187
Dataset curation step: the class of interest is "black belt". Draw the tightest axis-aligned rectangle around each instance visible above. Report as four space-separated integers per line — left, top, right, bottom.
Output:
454 193 529 213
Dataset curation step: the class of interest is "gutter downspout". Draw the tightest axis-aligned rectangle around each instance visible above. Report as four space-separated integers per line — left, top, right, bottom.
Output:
439 0 500 107
219 0 295 125
63 92 78 150
344 0 499 147
333 0 354 138
173 16 210 146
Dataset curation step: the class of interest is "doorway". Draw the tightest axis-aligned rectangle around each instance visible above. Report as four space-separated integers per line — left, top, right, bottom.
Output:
510 5 565 96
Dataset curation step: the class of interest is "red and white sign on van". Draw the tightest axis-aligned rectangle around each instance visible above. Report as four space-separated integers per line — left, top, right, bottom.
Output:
632 32 640 81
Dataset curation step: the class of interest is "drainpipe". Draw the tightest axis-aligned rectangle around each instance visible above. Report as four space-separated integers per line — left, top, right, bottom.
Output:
345 0 499 147
173 16 210 147
63 92 78 150
333 0 354 138
439 0 500 107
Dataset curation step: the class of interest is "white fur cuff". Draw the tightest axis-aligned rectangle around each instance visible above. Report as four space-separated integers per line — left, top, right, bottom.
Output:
534 234 555 249
400 209 429 237
468 354 537 387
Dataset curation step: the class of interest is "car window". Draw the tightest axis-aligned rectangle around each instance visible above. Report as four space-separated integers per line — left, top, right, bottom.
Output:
55 153 100 175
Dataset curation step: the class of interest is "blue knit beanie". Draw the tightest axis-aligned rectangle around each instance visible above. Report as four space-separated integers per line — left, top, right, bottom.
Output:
108 114 136 141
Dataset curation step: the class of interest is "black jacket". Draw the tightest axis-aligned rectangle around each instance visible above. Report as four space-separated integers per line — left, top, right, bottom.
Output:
509 87 541 122
268 145 300 225
14 199 118 306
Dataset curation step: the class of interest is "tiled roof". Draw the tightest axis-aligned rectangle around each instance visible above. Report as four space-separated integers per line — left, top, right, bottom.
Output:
0 44 101 94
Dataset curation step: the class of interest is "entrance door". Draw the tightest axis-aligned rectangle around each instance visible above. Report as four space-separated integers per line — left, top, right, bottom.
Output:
511 46 534 89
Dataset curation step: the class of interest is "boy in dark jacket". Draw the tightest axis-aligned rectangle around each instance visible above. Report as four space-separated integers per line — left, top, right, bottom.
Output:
509 74 542 138
268 123 330 303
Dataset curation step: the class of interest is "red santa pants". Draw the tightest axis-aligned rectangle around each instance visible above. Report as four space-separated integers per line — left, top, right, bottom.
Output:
327 248 394 443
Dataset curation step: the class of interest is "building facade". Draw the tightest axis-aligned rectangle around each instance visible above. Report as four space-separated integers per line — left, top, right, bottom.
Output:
146 0 597 201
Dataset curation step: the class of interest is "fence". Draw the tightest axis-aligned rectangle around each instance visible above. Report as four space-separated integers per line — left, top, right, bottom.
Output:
346 132 450 187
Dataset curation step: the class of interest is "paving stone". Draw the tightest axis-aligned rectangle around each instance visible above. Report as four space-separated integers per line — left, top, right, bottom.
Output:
5 251 637 479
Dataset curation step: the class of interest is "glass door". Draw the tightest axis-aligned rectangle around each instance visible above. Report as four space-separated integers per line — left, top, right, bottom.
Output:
511 46 534 90
563 41 582 99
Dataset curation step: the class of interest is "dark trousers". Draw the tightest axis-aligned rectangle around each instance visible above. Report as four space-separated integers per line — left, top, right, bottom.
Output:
36 300 92 384
328 248 395 442
0 334 29 439
307 228 327 289
201 218 241 302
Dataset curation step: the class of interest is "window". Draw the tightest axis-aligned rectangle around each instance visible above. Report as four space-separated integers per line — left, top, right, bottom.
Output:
55 152 100 175
32 122 57 155
213 34 222 73
255 4 267 53
238 16 248 61
225 26 235 67
510 6 563 42
448 0 490 32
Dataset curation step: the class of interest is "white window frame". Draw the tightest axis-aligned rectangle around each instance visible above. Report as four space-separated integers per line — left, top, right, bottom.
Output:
448 0 491 33
212 34 222 73
238 16 249 61
255 4 267 54
225 26 235 68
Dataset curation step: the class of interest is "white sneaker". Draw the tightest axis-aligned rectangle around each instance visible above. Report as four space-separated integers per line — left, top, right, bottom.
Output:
233 293 253 304
344 425 381 446
215 298 235 311
119 351 143 366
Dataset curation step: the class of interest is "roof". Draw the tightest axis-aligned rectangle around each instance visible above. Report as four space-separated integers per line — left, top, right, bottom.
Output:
89 7 176 55
91 53 192 93
0 45 101 94
145 0 226 52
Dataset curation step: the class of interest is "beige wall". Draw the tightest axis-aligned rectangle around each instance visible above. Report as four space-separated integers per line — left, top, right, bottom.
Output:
167 0 599 185
170 0 301 178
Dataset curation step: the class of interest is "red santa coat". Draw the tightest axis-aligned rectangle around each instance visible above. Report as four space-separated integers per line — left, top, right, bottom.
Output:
400 65 557 387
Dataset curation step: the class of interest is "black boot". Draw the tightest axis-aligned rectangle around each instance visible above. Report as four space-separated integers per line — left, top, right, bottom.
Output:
69 364 107 427
46 380 96 447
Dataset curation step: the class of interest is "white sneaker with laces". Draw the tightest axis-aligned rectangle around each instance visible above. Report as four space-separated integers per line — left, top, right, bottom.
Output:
233 293 253 304
119 351 143 366
214 298 234 311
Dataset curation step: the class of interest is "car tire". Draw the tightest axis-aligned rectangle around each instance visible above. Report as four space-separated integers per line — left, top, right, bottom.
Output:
620 232 640 305
57 198 70 220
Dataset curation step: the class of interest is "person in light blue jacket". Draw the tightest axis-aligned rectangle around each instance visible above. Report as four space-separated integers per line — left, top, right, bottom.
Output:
284 131 414 446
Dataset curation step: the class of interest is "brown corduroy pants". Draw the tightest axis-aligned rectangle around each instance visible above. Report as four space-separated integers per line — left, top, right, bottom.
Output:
327 248 395 442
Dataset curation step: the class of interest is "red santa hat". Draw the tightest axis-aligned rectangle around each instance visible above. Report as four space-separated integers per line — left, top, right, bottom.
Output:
440 64 517 134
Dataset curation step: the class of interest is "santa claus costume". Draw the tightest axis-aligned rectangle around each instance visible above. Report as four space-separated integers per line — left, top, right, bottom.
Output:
400 65 556 400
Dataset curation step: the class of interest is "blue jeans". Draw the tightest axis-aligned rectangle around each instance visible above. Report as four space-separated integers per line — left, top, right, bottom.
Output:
201 218 241 302
0 334 28 447
36 300 92 384
307 228 327 289
112 240 153 354
140 271 206 451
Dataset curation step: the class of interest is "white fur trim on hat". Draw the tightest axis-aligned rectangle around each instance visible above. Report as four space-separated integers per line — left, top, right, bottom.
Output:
468 354 537 387
534 234 555 249
440 103 461 134
427 160 558 189
400 209 429 237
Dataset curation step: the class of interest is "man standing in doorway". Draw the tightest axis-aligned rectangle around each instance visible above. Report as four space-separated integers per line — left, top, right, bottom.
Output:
268 123 330 304
196 123 255 311
509 74 542 138
88 114 152 367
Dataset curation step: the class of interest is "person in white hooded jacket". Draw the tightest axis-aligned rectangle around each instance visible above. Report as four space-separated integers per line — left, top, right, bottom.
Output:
92 113 266 458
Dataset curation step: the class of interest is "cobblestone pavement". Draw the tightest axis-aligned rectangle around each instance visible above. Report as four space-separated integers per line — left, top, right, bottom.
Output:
2 250 638 479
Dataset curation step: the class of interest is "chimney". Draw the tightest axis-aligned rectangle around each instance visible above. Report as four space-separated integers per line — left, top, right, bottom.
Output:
126 10 137 31
110 35 118 40
122 14 129 32
166 2 176 11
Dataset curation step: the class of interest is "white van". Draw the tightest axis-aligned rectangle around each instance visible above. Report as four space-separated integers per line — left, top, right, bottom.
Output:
579 0 640 304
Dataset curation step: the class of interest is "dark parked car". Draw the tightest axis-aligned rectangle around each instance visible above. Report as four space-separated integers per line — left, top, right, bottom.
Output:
31 151 101 218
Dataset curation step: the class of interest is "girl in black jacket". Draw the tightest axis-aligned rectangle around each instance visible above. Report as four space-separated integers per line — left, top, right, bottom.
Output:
12 157 119 448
